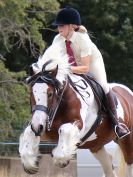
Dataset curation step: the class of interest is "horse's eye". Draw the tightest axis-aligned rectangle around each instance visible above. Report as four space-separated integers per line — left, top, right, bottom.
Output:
48 91 53 99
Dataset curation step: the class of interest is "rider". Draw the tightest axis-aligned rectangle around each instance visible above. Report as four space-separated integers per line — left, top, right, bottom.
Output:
50 6 130 139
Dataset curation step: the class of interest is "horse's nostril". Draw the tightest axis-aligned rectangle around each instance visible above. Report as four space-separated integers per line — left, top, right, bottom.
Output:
38 125 43 135
31 124 43 136
60 161 70 168
39 125 43 132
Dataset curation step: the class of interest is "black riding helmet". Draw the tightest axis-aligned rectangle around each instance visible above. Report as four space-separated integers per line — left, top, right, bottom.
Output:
53 7 81 26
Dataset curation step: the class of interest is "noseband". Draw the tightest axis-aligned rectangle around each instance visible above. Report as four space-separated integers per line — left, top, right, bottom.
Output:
32 105 48 114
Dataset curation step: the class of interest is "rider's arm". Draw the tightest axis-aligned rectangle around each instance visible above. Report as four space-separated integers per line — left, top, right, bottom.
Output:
71 55 91 74
70 32 92 74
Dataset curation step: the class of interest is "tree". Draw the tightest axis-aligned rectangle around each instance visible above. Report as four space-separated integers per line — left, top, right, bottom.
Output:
0 0 59 71
0 60 30 141
0 0 60 142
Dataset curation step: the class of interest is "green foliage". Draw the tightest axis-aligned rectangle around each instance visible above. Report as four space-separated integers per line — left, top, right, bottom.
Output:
0 0 59 71
0 61 30 141
0 0 60 144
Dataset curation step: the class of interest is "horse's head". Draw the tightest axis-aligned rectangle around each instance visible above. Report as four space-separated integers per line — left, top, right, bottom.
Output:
29 60 61 136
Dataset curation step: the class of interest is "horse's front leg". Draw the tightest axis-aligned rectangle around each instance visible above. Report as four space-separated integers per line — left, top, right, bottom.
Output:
52 122 81 168
19 125 41 174
92 147 117 177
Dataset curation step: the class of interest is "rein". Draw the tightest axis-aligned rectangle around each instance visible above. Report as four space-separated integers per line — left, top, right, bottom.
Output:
46 80 68 131
68 76 90 105
27 60 61 92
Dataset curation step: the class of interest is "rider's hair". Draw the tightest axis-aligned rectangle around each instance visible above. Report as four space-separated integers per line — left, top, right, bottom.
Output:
72 25 87 33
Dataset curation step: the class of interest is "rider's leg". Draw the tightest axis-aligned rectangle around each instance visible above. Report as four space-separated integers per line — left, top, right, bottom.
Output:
89 59 130 139
106 89 130 139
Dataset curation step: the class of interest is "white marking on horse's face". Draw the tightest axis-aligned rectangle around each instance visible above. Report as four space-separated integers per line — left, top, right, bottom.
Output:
19 125 40 174
52 123 80 167
32 83 48 131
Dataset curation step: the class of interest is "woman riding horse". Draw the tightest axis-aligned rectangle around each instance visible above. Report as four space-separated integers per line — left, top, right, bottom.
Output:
20 53 133 176
19 10 133 175
32 7 129 139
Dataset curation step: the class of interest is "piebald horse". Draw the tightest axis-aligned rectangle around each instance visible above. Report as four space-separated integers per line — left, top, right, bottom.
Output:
19 46 133 177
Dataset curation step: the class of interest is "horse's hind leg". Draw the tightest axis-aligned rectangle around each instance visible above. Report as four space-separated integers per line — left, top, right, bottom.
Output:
118 136 133 177
125 164 133 177
92 146 117 177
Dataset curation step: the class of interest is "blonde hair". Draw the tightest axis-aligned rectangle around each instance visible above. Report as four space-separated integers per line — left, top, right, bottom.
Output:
72 25 87 33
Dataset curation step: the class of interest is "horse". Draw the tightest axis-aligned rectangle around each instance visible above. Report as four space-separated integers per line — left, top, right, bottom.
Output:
19 45 133 177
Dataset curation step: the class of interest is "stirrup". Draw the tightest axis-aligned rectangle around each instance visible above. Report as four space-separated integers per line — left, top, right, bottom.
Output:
114 123 130 139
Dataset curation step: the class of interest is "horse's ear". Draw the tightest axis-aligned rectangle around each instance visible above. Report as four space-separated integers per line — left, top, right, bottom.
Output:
51 65 58 77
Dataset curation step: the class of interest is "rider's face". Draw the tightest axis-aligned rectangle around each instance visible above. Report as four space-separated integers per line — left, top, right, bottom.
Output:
58 24 74 39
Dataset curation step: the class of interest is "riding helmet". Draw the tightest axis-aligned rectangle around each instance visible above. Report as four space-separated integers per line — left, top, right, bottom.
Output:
53 7 81 26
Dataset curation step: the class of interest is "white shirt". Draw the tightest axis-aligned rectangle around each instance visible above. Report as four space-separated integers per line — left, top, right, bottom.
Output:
32 31 109 93
52 31 103 66
52 31 109 93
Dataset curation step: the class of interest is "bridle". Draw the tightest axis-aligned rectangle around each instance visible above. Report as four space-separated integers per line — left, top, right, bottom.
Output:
31 81 67 132
27 62 67 132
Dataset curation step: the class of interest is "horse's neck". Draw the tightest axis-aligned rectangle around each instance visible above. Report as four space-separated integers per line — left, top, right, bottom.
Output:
56 73 99 115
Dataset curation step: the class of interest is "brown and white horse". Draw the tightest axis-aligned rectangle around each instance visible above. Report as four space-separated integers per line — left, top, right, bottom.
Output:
19 46 133 177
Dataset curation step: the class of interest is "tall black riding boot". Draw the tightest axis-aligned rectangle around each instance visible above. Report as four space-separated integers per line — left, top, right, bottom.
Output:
106 90 130 139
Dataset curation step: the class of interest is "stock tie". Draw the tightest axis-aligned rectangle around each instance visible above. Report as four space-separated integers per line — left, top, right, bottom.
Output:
65 40 77 66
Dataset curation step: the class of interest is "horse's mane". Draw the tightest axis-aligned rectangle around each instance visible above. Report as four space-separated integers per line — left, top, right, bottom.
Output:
38 43 71 82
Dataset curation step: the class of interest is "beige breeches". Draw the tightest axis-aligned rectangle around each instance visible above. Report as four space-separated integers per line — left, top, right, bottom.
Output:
89 58 109 94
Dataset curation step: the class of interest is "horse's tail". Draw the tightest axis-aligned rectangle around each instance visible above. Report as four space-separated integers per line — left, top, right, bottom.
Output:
116 146 126 177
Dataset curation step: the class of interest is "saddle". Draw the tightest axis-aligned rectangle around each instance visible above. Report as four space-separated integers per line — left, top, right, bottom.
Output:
68 73 109 114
